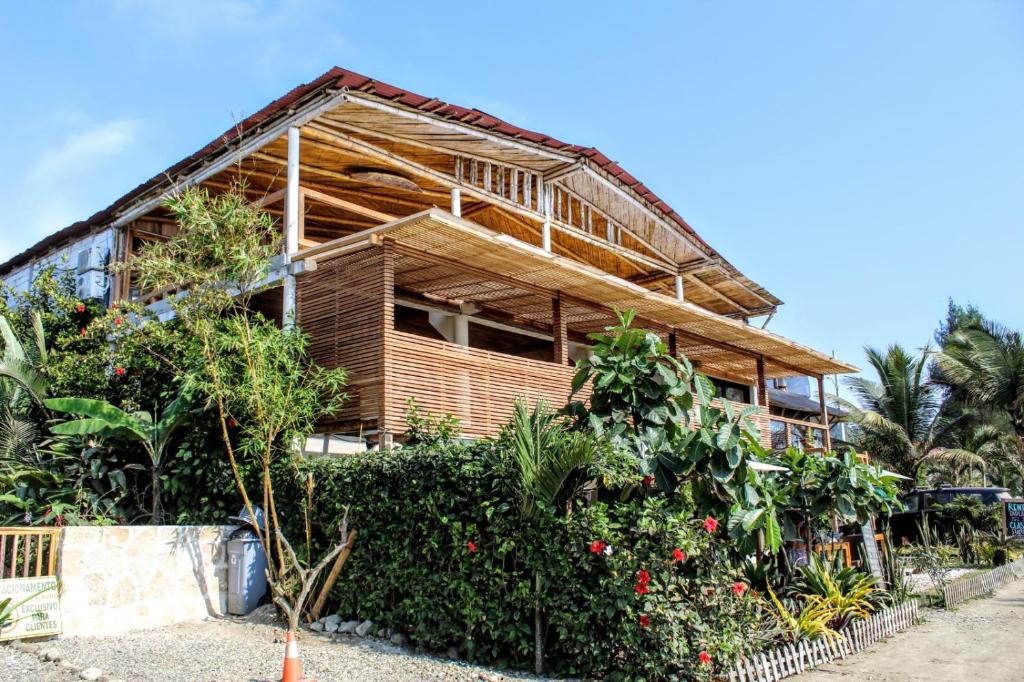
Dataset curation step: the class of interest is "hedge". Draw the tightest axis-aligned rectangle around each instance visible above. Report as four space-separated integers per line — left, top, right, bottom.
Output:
283 443 760 680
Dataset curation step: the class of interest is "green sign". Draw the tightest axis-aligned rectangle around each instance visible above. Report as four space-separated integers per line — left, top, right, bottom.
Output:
1004 499 1024 539
0 576 61 641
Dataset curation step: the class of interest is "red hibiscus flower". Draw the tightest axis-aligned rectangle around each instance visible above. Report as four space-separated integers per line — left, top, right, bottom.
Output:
466 541 478 553
114 367 126 377
114 317 123 326
672 548 686 563
228 417 238 428
641 475 654 486
732 582 747 596
698 651 712 665
589 540 607 554
702 516 719 533
635 568 651 594
639 614 650 628
76 303 86 313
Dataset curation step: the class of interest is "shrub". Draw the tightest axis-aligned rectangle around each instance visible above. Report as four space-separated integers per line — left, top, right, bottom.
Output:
284 443 760 680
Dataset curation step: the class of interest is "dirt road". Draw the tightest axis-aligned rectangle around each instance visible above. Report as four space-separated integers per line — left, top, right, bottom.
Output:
805 578 1024 681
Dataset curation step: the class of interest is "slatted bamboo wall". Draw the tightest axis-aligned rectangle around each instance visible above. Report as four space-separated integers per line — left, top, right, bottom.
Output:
0 528 60 578
727 600 919 682
297 246 388 430
940 557 1024 608
383 330 580 439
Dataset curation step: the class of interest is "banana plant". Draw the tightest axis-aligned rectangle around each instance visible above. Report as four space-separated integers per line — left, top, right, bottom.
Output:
0 312 49 408
44 390 195 524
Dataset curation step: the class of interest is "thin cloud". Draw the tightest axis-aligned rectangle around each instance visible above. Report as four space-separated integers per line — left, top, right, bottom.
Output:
0 116 142 262
27 118 139 182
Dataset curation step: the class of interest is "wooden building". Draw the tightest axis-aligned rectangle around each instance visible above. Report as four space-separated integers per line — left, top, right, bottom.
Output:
0 67 856 449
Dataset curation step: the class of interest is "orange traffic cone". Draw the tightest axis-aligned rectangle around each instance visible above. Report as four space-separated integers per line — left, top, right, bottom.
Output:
281 630 305 682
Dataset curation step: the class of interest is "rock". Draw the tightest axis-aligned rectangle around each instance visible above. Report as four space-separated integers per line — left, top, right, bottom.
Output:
245 604 279 624
80 668 103 681
41 648 62 662
355 619 374 637
390 632 408 646
378 627 390 639
446 646 459 660
323 614 342 630
338 620 359 634
309 621 325 632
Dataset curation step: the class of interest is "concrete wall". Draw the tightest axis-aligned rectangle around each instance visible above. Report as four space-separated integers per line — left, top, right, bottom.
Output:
1 227 115 303
57 525 234 637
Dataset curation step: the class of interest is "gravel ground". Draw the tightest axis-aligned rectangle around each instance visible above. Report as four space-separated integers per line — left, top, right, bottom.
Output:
905 567 975 594
0 619 555 682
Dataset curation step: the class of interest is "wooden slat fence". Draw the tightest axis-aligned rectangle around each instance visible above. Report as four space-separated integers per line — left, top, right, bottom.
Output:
727 600 919 682
940 557 1024 609
0 527 61 578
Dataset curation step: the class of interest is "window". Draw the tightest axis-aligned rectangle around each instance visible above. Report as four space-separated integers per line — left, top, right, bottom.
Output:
708 377 751 404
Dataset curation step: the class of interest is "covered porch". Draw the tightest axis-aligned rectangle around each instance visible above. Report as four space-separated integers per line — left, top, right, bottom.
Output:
293 208 855 446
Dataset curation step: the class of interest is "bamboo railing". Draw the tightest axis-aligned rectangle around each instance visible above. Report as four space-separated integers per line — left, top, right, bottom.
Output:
940 556 1024 608
0 527 61 578
727 600 919 682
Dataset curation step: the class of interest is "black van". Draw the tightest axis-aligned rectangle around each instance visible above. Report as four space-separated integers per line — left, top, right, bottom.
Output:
885 485 1011 544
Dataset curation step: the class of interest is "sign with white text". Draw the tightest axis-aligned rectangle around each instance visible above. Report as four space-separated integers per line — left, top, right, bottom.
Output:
0 576 61 641
1004 499 1024 539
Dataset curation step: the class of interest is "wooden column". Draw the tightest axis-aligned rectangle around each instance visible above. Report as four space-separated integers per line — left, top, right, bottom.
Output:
542 183 552 252
379 240 396 440
817 374 832 451
282 125 301 329
755 355 769 408
552 294 568 365
450 187 461 217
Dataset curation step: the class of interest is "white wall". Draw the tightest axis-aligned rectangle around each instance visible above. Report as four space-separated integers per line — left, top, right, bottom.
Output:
57 525 234 637
2 228 116 302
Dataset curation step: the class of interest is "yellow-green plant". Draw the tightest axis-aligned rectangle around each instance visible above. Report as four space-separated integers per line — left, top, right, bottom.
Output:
766 587 840 643
789 554 878 628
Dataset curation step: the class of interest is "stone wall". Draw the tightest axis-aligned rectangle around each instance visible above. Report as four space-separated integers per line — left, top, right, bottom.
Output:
57 525 234 637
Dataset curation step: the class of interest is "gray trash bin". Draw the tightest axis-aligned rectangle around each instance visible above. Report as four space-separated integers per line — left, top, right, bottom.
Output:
227 526 269 615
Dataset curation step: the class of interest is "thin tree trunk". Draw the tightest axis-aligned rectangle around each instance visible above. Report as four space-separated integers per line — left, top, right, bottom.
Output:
533 570 543 675
151 464 163 524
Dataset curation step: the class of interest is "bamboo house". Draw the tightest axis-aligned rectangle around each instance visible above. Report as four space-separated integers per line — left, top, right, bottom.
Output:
0 67 857 451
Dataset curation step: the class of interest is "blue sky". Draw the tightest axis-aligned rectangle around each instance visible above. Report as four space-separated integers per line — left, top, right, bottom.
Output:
1 1 1022 391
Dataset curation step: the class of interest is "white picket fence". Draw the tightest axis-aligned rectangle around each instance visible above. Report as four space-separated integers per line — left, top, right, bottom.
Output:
727 600 919 682
940 556 1024 608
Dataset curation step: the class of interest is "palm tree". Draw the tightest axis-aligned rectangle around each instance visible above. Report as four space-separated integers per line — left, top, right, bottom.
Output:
44 392 194 523
933 322 1024 442
0 312 50 461
505 399 597 675
844 345 963 480
926 423 1017 486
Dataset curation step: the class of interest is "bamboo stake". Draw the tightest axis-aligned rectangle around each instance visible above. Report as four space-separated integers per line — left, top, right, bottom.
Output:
308 528 358 622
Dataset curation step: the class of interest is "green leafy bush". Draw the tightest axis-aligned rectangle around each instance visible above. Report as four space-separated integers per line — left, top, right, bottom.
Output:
284 444 759 680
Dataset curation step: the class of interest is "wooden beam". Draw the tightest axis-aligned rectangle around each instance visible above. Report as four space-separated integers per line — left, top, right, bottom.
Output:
677 258 721 275
321 116 543 179
300 186 397 224
253 187 286 208
683 273 751 315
